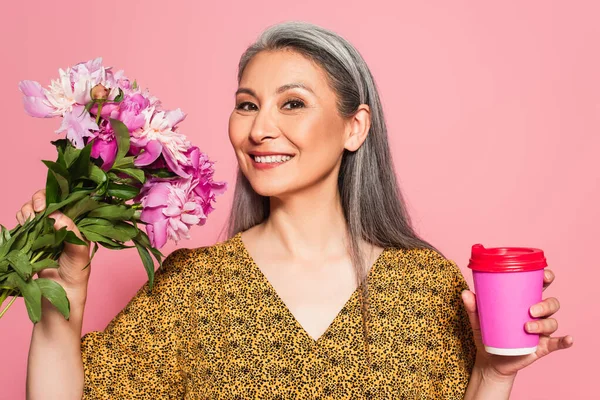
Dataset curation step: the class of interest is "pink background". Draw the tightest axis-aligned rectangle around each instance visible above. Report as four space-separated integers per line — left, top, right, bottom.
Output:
0 1 597 398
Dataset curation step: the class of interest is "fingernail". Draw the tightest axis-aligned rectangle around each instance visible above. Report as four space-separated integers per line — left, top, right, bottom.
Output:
530 305 541 316
34 199 43 211
527 322 538 331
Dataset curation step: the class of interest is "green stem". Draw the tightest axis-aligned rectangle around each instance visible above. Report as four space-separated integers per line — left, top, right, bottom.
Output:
31 250 45 264
0 288 10 307
95 101 104 125
0 290 18 319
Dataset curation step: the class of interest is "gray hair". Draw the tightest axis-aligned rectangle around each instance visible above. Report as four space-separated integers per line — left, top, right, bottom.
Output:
221 20 444 364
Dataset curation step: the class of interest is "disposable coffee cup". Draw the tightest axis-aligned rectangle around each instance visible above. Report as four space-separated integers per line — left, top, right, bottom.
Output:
467 244 547 356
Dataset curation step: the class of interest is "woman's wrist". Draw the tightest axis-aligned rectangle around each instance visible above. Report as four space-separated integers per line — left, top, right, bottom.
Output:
479 365 517 385
467 363 517 400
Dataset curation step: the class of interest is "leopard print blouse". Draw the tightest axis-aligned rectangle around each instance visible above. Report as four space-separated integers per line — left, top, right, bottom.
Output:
80 231 476 399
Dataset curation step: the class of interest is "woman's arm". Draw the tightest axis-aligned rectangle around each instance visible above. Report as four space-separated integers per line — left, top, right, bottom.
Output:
464 366 516 400
27 295 87 400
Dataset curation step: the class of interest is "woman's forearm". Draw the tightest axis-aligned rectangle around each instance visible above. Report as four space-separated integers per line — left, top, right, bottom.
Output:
464 365 517 400
26 295 87 400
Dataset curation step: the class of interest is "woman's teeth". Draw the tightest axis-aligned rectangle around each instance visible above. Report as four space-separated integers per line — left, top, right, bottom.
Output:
253 155 293 164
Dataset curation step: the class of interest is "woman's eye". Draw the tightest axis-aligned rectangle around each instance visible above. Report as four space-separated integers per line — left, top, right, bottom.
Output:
236 99 305 111
236 102 257 111
283 99 305 110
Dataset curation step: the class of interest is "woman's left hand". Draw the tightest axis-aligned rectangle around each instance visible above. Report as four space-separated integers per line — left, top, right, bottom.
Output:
460 268 575 381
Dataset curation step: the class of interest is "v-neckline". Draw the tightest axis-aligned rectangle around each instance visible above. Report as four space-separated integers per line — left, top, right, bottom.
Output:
234 231 389 346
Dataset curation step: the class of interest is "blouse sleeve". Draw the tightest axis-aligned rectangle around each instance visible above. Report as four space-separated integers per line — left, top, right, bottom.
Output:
421 257 477 399
80 248 195 400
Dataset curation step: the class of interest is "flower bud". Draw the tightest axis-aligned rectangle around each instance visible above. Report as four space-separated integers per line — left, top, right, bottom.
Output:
91 84 110 100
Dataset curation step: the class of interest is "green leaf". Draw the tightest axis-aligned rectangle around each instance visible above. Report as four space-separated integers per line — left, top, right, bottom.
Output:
0 224 11 248
107 182 139 200
42 160 70 179
45 190 91 216
87 205 135 221
0 259 9 273
113 88 124 102
80 221 138 243
112 156 135 170
50 139 69 155
97 240 135 250
78 229 117 246
109 119 131 168
31 226 79 252
31 233 55 251
89 165 107 186
32 259 59 274
1 220 37 259
78 217 114 227
148 168 178 179
37 278 70 320
133 230 152 248
22 218 45 254
82 242 99 271
42 160 70 201
63 195 102 221
69 142 92 179
45 168 60 206
111 168 146 184
133 231 164 266
64 230 87 247
134 242 155 290
132 80 138 90
6 273 41 323
148 247 164 265
53 226 69 248
63 146 81 168
7 250 33 281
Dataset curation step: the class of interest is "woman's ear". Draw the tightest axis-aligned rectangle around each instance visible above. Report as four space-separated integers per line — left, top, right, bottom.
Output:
343 104 371 152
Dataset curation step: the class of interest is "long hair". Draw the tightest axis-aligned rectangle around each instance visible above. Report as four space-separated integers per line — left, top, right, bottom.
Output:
221 20 444 364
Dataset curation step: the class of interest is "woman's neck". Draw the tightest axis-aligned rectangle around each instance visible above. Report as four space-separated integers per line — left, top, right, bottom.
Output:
264 185 350 261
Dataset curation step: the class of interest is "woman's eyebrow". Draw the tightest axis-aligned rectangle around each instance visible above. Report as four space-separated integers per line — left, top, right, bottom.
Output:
235 82 315 97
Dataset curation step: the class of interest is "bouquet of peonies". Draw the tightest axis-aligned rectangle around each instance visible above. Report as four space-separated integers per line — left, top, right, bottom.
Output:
0 58 226 324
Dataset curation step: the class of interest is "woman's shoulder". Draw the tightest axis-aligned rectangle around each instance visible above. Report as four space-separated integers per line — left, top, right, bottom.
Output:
380 245 466 287
160 232 243 277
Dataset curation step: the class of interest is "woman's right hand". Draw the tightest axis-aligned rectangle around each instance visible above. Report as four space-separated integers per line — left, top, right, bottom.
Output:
17 188 92 303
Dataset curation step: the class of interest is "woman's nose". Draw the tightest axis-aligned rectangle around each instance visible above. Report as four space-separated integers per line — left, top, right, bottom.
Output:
249 108 279 143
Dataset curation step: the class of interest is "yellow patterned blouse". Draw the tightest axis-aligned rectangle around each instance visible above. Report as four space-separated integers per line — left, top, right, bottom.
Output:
80 232 476 399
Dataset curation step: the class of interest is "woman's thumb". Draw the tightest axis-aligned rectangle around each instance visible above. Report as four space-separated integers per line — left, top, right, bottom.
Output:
461 289 481 332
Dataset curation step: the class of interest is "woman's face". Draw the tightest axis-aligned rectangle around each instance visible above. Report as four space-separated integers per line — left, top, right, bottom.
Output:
228 49 366 198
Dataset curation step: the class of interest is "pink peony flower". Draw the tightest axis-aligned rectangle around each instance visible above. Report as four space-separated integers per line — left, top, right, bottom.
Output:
184 147 227 216
131 106 192 178
138 178 206 249
55 105 99 149
90 121 117 170
112 93 150 132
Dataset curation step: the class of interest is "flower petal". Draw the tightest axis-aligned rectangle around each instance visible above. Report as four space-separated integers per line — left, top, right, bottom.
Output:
22 96 55 118
18 80 45 97
142 183 171 208
148 218 169 249
181 213 200 225
134 140 163 166
164 108 186 128
162 206 181 217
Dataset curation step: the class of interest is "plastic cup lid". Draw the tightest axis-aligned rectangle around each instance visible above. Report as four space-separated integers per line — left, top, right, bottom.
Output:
467 244 547 272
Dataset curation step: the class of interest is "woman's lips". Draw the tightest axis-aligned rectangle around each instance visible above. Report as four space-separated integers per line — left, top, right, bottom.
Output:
249 154 294 170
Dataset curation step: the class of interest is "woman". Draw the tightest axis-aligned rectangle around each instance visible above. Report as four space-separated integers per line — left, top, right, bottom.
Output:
25 21 573 399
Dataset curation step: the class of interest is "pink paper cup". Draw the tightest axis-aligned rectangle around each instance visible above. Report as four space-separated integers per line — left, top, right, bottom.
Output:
468 244 547 356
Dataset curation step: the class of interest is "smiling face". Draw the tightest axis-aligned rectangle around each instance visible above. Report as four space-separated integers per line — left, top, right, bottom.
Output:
228 49 357 198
